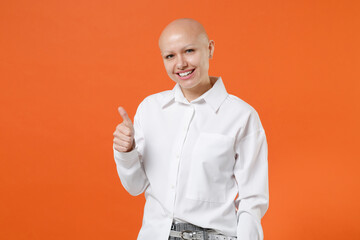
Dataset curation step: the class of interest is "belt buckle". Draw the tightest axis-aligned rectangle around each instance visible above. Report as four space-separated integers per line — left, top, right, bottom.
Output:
180 230 200 240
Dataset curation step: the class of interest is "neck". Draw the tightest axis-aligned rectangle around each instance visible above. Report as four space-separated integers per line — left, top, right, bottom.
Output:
182 76 217 102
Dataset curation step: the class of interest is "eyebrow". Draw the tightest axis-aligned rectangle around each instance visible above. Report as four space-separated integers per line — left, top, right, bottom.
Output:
161 44 197 55
182 44 196 49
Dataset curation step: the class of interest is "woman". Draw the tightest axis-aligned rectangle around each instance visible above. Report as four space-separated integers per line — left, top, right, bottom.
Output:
113 18 269 240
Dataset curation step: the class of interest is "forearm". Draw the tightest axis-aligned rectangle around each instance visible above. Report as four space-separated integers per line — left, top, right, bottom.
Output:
234 110 269 239
113 147 149 196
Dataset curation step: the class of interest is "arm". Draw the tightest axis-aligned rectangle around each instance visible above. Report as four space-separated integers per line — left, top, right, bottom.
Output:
113 101 149 196
234 110 269 240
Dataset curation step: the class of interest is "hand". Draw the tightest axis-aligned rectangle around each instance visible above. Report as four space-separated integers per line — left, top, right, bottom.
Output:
113 106 135 152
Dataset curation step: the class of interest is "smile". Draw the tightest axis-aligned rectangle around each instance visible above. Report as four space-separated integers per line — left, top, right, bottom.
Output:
176 69 195 80
178 69 194 77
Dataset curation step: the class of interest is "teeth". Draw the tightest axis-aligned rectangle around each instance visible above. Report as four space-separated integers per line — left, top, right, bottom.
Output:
179 70 193 77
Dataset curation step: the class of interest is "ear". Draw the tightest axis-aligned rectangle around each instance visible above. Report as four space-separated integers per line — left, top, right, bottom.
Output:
208 40 215 59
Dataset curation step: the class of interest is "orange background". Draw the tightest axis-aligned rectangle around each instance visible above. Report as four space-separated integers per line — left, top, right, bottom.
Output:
1 0 359 239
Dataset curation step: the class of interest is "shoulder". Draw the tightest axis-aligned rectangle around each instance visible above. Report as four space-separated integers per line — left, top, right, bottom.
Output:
224 94 264 133
225 94 257 115
137 89 173 109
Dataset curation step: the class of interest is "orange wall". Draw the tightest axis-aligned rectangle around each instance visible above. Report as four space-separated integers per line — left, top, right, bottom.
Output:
1 0 359 239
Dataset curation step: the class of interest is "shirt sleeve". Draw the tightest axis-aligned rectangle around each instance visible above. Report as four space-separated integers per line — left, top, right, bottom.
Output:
113 100 149 196
234 109 269 240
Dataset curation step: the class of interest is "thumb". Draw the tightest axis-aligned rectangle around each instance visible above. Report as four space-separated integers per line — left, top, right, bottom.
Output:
118 106 133 127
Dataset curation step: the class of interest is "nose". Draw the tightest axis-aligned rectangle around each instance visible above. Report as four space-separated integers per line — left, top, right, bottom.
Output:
176 55 187 69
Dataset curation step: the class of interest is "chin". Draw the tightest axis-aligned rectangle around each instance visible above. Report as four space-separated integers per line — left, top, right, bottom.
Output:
179 80 200 89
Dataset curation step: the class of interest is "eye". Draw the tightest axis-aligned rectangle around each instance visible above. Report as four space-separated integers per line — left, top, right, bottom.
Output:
185 49 194 53
165 54 174 59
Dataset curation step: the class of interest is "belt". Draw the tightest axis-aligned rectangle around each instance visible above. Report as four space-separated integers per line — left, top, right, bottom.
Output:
169 222 237 240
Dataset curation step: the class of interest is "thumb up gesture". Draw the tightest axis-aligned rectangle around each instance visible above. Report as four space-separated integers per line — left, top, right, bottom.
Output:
113 107 135 152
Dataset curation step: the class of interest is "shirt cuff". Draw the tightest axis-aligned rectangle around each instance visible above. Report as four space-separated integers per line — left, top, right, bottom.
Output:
113 146 139 165
237 212 263 240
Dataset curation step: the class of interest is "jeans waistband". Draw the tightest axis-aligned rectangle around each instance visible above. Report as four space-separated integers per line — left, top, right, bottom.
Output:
169 222 237 240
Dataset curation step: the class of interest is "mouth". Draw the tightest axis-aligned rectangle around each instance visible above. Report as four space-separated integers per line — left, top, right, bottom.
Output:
176 69 195 80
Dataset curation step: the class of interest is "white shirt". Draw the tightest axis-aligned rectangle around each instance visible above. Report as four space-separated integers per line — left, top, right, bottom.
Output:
113 77 269 240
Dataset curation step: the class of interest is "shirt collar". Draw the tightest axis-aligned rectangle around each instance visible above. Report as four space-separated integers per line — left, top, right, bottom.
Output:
161 76 229 113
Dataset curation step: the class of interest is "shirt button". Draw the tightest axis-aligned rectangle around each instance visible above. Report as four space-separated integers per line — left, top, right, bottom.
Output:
171 185 175 189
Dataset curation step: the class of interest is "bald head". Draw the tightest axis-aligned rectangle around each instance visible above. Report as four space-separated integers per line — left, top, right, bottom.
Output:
159 18 210 50
158 18 215 97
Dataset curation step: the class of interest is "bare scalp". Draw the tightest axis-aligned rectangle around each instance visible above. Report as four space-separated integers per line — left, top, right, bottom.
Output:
158 18 210 51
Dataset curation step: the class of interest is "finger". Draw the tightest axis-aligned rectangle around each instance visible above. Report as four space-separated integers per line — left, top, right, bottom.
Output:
119 126 133 137
113 143 127 153
118 106 133 127
115 125 133 137
113 129 132 142
113 138 133 151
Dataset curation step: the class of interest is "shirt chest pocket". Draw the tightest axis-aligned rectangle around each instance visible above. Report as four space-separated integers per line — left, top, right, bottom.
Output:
185 132 235 203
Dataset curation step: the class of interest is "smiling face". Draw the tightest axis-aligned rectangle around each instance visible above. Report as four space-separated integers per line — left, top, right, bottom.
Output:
159 19 214 98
